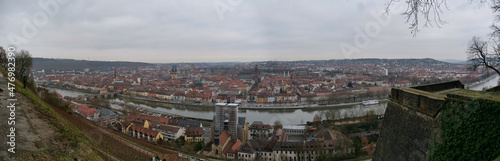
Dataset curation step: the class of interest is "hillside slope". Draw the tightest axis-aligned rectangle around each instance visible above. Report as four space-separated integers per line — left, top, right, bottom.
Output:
0 72 105 160
32 58 152 71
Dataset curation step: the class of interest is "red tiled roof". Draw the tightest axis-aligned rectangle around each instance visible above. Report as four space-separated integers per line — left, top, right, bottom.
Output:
219 130 230 145
186 127 203 136
130 125 159 137
128 113 167 124
223 140 234 154
77 105 96 113
76 105 97 117
159 117 169 124
157 154 189 161
228 139 242 154
249 124 272 130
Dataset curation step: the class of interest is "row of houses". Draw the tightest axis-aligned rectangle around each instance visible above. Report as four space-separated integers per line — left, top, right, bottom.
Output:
201 129 353 161
72 105 118 123
238 124 352 161
116 113 205 144
200 119 353 161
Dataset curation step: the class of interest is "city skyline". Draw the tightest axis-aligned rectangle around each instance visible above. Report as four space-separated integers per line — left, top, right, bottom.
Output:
1 1 499 160
0 0 495 63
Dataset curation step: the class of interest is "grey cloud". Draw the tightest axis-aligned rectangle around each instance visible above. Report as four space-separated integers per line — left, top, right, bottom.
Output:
0 0 495 63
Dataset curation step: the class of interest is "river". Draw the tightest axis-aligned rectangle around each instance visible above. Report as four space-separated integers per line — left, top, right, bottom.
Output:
469 75 500 91
43 75 499 125
45 87 386 125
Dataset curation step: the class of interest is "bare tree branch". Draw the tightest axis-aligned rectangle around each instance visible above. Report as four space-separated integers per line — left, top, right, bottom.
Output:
468 36 500 75
386 0 448 36
388 0 500 77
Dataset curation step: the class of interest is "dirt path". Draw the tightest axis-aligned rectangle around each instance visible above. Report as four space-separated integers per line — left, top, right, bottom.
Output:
0 75 43 160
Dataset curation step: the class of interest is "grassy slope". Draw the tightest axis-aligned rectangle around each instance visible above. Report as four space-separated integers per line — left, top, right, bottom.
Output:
0 67 107 160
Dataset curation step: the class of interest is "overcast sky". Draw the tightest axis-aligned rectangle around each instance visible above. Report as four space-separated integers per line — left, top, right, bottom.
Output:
0 0 495 63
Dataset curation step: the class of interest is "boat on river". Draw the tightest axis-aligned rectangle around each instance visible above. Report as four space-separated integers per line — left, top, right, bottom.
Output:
362 100 379 106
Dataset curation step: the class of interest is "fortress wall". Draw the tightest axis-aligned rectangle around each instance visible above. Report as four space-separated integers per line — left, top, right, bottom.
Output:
411 80 464 92
374 84 450 161
374 80 500 160
391 88 444 117
373 98 438 161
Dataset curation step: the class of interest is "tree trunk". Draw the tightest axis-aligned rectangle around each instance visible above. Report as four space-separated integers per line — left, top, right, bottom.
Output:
23 76 27 88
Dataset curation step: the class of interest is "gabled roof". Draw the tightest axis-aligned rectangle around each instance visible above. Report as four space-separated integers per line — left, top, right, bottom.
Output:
159 117 169 124
128 113 162 124
157 154 189 161
238 141 255 154
228 139 242 154
97 108 117 119
185 127 203 136
251 121 264 125
223 140 234 154
179 120 201 128
155 125 180 133
130 125 159 136
219 130 230 145
249 123 272 130
77 105 96 113
168 119 180 126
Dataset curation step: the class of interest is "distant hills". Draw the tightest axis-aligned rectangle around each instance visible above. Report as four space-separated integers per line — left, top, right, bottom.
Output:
32 58 153 71
32 57 459 72
318 58 456 66
440 59 468 64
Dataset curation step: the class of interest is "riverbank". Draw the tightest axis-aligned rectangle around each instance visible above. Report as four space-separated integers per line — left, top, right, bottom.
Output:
239 99 388 110
42 83 389 109
39 84 98 95
111 100 214 125
119 94 388 110
465 74 499 90
45 86 388 124
118 94 215 107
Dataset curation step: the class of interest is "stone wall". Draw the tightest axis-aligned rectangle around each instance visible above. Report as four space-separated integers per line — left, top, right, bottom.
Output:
374 81 462 161
373 91 441 161
391 88 444 117
374 80 500 160
412 80 464 92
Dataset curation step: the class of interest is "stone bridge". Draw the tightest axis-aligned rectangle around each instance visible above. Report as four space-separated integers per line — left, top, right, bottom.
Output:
84 92 117 99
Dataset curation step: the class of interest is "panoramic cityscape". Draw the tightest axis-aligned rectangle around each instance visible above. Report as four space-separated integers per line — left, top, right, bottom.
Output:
1 0 500 161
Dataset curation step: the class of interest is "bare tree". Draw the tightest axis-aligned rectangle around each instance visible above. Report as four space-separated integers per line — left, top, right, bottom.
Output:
15 50 33 88
0 46 7 67
468 36 500 75
467 1 500 75
389 0 500 75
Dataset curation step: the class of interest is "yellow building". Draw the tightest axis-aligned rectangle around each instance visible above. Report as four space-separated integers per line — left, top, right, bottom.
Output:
157 93 174 100
238 117 249 142
125 121 164 142
185 127 204 143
